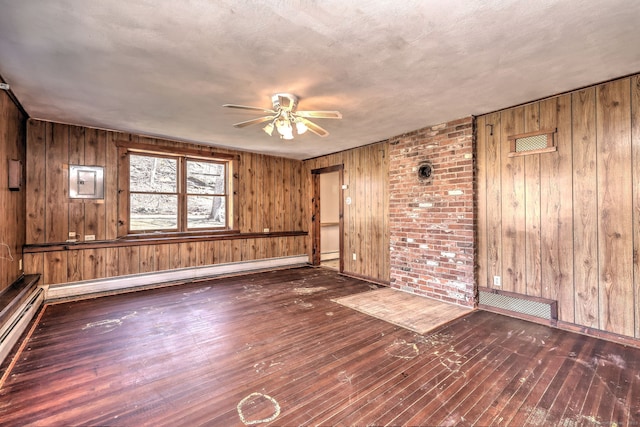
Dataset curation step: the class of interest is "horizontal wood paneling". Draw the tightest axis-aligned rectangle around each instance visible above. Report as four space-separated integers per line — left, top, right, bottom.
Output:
24 120 309 286
477 73 640 339
304 142 390 283
0 91 26 293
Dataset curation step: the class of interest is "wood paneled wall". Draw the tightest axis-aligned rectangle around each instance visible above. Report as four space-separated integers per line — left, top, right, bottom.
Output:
477 74 640 339
23 120 308 286
304 142 390 283
0 91 26 293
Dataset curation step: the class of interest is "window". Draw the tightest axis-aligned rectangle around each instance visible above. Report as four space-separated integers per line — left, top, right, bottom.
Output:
125 148 235 234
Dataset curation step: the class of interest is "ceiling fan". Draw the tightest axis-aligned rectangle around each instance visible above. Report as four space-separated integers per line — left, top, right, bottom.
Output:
223 93 342 140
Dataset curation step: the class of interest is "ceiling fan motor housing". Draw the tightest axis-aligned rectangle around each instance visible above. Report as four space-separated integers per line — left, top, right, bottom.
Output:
272 93 298 111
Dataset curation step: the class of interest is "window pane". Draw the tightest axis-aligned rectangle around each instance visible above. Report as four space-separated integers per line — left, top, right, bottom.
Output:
130 154 177 193
187 196 226 229
130 194 178 230
187 160 225 195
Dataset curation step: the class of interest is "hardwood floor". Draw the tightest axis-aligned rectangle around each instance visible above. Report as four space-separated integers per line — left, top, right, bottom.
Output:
0 267 638 426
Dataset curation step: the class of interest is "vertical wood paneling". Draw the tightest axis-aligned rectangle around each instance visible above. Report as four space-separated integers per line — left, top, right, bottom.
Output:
485 113 502 288
105 247 118 278
273 157 284 231
476 115 488 288
84 129 107 240
500 108 526 293
68 125 85 240
170 243 181 270
478 75 640 338
540 95 574 322
198 241 214 266
382 143 390 280
26 120 46 244
44 252 67 285
0 91 26 291
596 78 633 336
118 246 139 276
23 253 43 277
633 75 640 338
155 244 171 271
67 250 83 282
304 141 389 283
139 245 157 273
572 88 599 328
26 120 309 286
83 248 106 280
105 132 119 240
524 103 542 297
46 123 69 242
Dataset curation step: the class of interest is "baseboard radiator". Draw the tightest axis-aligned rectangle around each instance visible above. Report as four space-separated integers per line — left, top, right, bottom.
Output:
478 287 557 324
0 287 44 366
47 255 309 301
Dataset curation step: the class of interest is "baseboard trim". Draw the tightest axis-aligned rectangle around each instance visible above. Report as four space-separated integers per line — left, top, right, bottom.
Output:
339 271 390 287
0 287 44 366
320 251 339 261
46 255 309 301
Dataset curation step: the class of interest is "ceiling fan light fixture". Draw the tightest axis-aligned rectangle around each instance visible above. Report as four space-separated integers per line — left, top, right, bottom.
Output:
223 93 340 140
295 119 308 135
263 122 275 136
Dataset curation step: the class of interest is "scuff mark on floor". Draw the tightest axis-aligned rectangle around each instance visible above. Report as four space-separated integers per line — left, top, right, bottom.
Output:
292 286 327 295
237 392 281 425
182 286 211 297
294 299 314 309
82 318 122 330
82 311 137 333
385 339 420 359
337 370 354 384
253 361 283 374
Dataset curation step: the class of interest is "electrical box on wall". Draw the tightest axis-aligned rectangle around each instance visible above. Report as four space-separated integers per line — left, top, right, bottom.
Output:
8 159 22 191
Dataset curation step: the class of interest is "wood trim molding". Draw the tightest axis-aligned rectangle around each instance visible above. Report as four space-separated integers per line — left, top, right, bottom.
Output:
115 140 239 160
556 320 640 349
23 230 308 253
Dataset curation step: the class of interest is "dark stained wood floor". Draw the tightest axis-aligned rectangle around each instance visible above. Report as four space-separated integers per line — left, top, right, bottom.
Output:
0 267 639 426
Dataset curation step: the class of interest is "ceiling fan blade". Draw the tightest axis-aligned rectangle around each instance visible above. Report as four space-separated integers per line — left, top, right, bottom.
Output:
300 118 329 137
296 110 342 119
223 104 276 114
233 116 275 128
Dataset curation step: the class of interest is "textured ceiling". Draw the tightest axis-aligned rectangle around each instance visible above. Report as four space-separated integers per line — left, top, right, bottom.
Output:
0 0 639 159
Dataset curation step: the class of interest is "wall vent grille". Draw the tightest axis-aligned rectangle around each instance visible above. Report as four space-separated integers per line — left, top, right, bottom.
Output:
507 129 556 157
515 134 548 152
479 290 556 320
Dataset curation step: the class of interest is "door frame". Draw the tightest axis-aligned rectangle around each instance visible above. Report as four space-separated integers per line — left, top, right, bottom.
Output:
311 165 344 272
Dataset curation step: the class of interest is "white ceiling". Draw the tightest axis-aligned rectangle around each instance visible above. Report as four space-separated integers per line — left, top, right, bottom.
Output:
0 1 639 160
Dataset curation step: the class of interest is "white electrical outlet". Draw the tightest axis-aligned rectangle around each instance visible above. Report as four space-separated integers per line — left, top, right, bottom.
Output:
263 228 270 233
493 276 501 286
85 234 96 241
352 253 357 261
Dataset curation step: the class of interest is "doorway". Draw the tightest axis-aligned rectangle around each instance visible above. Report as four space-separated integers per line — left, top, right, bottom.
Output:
311 165 343 272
